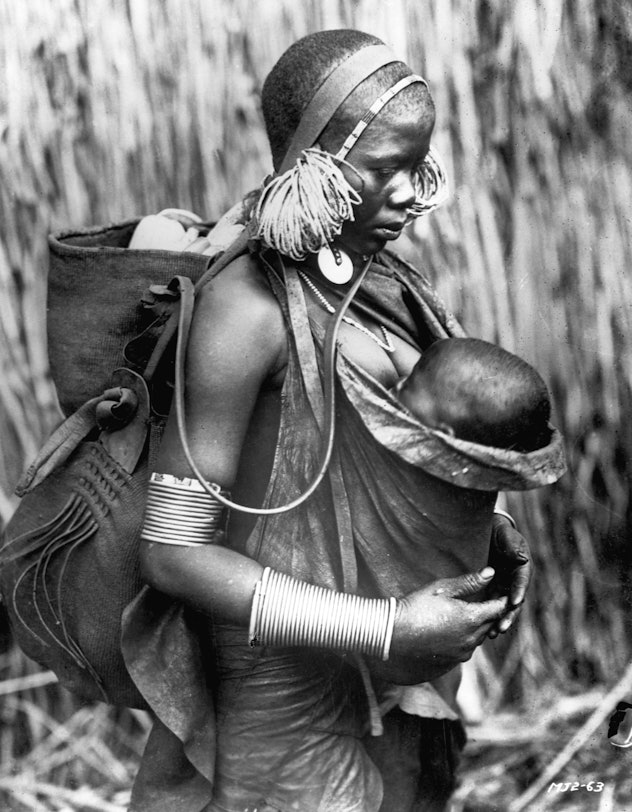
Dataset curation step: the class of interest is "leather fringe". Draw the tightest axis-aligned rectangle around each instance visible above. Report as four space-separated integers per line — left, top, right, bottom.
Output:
3 491 106 698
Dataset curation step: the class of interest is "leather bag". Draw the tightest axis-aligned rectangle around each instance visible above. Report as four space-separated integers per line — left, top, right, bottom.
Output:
0 219 247 706
0 220 354 707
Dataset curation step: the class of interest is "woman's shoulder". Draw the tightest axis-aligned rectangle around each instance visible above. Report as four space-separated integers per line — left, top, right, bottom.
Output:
190 252 288 379
196 252 285 326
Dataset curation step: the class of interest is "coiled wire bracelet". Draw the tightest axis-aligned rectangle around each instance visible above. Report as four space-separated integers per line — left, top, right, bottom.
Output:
141 472 229 546
249 567 397 661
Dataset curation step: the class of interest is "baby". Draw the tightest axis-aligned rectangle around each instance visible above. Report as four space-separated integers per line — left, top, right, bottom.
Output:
393 337 552 454
374 337 557 723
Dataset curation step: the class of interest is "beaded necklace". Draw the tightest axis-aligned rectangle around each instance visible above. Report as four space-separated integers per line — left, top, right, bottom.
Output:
297 270 395 353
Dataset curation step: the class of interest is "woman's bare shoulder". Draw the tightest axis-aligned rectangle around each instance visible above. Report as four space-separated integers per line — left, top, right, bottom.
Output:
190 254 288 382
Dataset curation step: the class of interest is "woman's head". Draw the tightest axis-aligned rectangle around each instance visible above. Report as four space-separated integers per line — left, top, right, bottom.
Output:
256 30 443 260
262 30 433 170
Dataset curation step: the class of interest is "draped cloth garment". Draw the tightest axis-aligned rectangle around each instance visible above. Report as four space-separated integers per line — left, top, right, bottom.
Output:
122 249 565 811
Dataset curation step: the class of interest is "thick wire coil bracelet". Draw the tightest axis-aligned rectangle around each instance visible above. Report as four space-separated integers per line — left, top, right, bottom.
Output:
141 472 229 546
249 567 397 661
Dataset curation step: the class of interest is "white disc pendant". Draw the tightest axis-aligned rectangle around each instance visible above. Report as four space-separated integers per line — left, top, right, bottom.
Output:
317 244 353 285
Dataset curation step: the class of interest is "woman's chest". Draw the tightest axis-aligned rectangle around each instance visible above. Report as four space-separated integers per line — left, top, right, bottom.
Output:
305 302 421 388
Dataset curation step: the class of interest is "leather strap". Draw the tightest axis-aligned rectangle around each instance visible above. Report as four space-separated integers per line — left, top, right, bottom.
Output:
194 226 252 293
279 45 398 173
278 261 325 431
15 368 151 495
142 276 194 384
99 369 151 474
15 395 106 495
143 228 253 384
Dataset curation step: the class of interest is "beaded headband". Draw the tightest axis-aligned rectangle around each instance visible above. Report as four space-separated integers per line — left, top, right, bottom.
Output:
334 73 426 161
253 43 448 260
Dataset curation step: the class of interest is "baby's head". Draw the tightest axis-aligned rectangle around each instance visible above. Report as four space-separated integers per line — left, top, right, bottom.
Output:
394 338 552 453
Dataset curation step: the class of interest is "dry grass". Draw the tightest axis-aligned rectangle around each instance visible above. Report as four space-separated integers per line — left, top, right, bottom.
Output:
0 644 149 810
1 0 631 808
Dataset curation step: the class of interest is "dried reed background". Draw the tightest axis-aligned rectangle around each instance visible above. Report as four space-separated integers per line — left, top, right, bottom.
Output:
1 0 631 809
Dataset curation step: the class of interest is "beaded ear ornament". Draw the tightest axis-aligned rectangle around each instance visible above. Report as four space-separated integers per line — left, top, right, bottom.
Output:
250 45 449 273
252 148 363 273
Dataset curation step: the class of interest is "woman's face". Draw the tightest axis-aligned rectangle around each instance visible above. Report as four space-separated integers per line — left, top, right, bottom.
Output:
323 98 435 258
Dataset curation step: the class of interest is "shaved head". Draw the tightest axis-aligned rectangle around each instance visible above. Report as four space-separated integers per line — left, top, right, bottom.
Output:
262 29 434 170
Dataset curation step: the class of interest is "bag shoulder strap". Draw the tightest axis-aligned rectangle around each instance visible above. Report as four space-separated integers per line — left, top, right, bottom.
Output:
143 228 252 383
261 253 325 431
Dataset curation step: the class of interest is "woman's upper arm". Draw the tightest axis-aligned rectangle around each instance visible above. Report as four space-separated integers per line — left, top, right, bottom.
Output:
154 262 287 488
139 261 285 614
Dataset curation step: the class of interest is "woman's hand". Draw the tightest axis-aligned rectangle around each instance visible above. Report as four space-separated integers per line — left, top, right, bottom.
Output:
486 514 532 638
376 568 508 684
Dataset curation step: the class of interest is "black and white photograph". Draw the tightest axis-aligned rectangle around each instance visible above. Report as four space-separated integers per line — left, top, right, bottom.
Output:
1 2 631 810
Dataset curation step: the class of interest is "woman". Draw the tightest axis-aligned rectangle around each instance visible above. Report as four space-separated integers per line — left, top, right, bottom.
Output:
127 29 533 812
